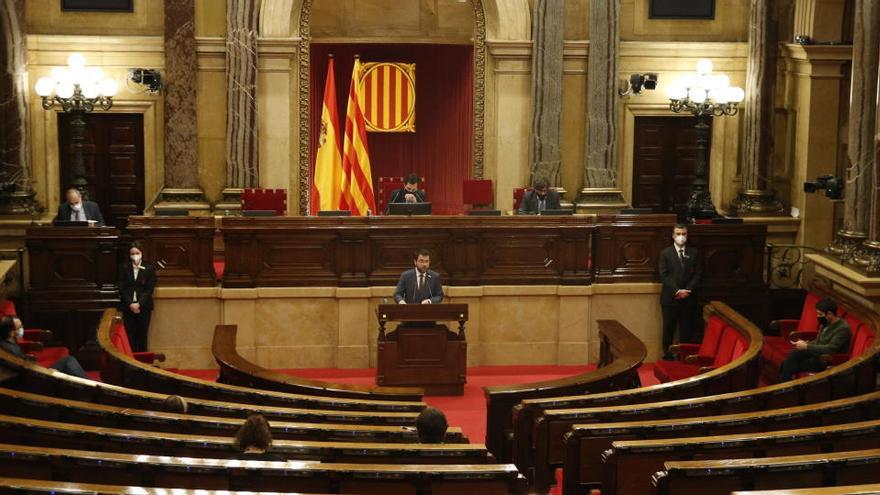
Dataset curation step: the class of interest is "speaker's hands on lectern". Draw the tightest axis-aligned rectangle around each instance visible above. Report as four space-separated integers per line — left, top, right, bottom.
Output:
398 300 406 304
421 299 432 304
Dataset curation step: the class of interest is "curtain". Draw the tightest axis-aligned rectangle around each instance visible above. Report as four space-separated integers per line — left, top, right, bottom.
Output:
310 43 473 215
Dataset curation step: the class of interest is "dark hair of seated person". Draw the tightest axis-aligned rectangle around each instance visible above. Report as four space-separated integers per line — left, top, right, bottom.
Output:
0 316 15 340
234 414 275 454
416 407 448 444
163 395 188 414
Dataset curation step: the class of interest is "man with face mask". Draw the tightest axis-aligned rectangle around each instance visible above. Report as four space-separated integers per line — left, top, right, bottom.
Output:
387 173 428 213
517 177 561 215
53 187 105 226
658 223 702 360
0 316 87 378
779 297 851 381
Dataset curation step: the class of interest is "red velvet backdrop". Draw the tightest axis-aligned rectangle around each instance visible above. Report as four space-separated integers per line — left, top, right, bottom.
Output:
309 44 474 215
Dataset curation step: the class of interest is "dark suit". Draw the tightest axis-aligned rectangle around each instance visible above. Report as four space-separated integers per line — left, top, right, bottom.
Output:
393 268 444 304
387 189 427 213
118 262 157 352
517 190 561 215
54 201 105 226
658 243 702 352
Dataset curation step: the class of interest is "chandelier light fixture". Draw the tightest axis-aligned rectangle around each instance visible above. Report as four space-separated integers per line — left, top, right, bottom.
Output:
34 53 119 196
666 59 745 220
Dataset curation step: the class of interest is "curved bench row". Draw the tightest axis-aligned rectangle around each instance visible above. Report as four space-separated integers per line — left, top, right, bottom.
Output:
0 385 468 443
98 311 424 411
483 318 647 460
212 323 424 401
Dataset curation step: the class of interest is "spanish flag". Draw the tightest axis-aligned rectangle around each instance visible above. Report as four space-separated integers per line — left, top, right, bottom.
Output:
311 56 343 214
341 57 377 216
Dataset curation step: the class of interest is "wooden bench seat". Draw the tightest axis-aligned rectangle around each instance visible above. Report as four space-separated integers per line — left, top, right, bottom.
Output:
95 311 425 412
731 484 880 495
0 443 527 494
0 412 489 465
483 319 646 462
510 302 764 491
0 352 421 426
0 385 467 443
0 477 333 494
558 390 880 495
512 297 879 491
652 448 880 495
601 418 880 495
213 324 423 401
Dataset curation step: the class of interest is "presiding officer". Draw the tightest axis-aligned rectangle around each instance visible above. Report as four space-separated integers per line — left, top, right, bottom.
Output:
394 249 443 305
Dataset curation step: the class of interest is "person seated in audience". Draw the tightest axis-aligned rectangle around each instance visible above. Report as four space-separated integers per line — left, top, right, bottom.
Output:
517 177 561 215
0 316 87 379
780 297 851 381
387 173 427 213
54 187 105 226
234 414 284 460
163 395 188 414
416 407 448 444
394 249 443 305
118 241 157 353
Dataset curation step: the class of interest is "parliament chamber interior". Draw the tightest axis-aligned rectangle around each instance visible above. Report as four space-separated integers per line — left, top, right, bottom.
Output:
0 0 879 494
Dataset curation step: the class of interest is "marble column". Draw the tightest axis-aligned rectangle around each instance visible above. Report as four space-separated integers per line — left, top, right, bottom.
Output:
731 0 784 215
828 0 879 262
0 0 37 214
217 0 260 212
156 0 210 214
853 4 880 272
528 0 564 193
576 0 625 212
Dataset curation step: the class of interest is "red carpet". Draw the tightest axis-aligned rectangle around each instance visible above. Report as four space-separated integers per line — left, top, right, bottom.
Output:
177 364 659 444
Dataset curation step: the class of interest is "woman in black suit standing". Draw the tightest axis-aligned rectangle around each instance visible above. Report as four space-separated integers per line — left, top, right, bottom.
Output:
118 241 156 352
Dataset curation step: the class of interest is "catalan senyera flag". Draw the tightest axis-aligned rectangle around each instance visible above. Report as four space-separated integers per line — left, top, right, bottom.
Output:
359 62 416 133
341 57 377 216
311 57 344 215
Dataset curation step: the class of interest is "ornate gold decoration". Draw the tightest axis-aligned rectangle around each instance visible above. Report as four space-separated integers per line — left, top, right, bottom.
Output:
296 0 487 209
297 0 313 214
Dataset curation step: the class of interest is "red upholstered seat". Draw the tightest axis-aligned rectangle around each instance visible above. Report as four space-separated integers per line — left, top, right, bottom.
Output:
377 176 426 215
771 292 822 338
241 188 287 215
654 325 742 383
110 319 165 365
463 179 493 210
669 315 726 366
513 187 531 212
1 300 73 368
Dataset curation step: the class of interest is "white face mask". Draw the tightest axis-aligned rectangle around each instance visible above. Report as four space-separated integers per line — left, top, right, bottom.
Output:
674 235 687 246
71 203 82 211
15 327 23 339
131 254 142 265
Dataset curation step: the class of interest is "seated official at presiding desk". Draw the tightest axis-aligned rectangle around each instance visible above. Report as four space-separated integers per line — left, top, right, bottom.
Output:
53 187 105 226
394 249 444 304
517 177 561 215
387 173 427 213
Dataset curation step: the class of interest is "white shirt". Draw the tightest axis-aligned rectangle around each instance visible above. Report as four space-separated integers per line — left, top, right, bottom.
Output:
69 205 85 221
132 264 140 302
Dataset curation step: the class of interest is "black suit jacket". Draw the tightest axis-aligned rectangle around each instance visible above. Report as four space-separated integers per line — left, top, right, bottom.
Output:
658 244 702 306
387 189 427 212
118 262 157 312
517 190 561 215
393 268 444 304
54 201 105 226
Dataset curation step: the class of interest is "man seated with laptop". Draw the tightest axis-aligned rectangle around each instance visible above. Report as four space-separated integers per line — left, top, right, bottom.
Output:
54 187 105 226
517 177 562 215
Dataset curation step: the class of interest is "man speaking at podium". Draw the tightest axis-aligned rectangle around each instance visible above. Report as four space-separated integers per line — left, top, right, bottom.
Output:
394 249 443 305
54 187 105 226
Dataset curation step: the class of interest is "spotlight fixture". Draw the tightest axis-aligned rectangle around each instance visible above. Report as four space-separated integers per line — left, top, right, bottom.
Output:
804 175 844 199
619 73 658 96
127 68 162 93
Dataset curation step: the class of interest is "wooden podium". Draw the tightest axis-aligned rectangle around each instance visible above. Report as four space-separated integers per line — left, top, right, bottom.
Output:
376 304 468 396
25 226 121 355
